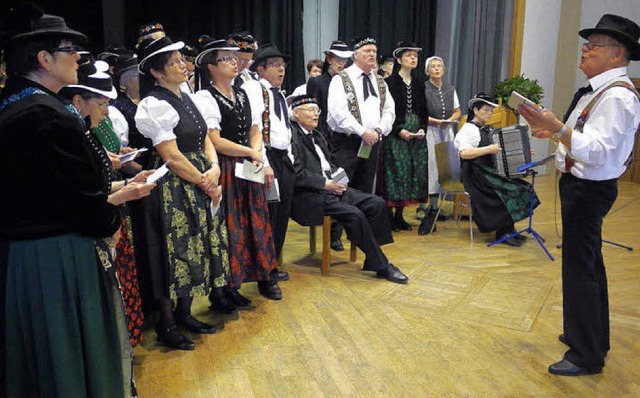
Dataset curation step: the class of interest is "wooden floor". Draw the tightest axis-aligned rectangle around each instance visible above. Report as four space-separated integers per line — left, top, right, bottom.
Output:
133 174 640 397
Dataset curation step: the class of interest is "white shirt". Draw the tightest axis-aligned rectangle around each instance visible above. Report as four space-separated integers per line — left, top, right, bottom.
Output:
454 122 481 152
243 78 294 165
301 125 332 178
326 64 395 137
108 105 129 147
290 83 306 97
558 67 640 180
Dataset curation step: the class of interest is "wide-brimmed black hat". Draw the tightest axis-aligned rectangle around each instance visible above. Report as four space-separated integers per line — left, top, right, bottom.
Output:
290 94 317 109
195 36 239 67
392 40 422 58
468 92 499 109
138 36 184 74
1 4 86 43
68 60 117 99
228 32 257 53
114 50 138 76
250 43 290 71
579 14 640 61
323 40 353 59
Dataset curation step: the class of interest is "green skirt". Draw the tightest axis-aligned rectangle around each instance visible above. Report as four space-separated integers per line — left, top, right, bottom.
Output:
5 234 124 397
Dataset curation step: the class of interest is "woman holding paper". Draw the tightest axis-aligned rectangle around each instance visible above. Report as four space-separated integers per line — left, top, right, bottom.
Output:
194 37 280 302
381 41 429 233
134 36 231 350
454 93 539 246
420 56 462 224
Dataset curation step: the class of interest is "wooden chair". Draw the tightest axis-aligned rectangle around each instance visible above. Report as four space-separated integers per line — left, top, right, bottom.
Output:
309 215 357 274
430 141 474 242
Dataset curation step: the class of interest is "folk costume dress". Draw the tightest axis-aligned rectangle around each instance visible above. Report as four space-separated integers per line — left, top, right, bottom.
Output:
381 73 429 206
195 86 277 288
92 116 144 346
454 121 540 233
135 86 229 301
424 80 459 194
0 77 124 397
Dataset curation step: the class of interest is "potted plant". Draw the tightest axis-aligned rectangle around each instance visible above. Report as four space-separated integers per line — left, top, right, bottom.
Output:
492 74 544 112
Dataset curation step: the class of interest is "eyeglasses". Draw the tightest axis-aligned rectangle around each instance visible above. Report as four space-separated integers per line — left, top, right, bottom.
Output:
266 61 287 69
237 58 252 65
88 98 110 110
50 45 81 54
332 57 348 64
216 56 239 64
167 57 186 69
582 41 620 51
297 106 321 115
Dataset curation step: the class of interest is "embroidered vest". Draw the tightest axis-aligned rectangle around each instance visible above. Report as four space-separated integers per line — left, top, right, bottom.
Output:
338 71 387 125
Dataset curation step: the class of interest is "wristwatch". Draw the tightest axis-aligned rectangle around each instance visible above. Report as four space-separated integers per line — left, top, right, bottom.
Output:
552 125 567 141
374 128 382 140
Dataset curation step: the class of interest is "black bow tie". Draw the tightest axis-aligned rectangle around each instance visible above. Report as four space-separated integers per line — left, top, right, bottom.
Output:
563 85 593 123
362 73 378 100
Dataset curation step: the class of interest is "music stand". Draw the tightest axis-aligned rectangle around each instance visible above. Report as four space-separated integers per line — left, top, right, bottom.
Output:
488 154 556 261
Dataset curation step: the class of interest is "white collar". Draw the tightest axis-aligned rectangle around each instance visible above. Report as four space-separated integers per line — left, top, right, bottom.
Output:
588 66 627 91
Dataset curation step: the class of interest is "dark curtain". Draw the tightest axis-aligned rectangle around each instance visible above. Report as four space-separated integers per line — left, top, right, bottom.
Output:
122 0 305 93
338 0 438 76
448 0 507 115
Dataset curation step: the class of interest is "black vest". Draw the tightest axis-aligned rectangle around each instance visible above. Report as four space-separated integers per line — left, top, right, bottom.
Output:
424 81 456 120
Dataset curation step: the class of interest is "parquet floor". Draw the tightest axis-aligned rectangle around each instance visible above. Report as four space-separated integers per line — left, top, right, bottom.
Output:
133 174 640 397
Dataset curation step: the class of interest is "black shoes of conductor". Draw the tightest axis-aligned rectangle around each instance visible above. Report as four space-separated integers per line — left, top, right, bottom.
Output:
548 359 602 376
363 262 408 284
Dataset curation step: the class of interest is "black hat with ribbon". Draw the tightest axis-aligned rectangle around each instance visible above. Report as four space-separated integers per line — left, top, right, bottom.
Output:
392 40 422 58
68 59 117 99
195 36 239 67
323 40 353 58
227 32 258 53
352 36 376 51
138 36 184 74
114 50 138 76
1 3 87 44
579 14 640 61
290 94 317 109
250 43 290 71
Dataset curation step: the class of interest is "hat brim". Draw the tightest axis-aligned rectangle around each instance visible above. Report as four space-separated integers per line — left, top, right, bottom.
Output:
138 41 185 73
10 28 87 43
249 54 291 71
67 84 118 100
469 98 499 109
392 47 422 58
324 49 353 58
579 28 640 60
194 47 240 68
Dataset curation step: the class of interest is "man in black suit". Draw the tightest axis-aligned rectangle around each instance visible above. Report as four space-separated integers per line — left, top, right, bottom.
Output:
289 95 408 284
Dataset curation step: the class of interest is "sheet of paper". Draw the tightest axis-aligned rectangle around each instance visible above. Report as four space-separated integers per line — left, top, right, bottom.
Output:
357 141 372 159
146 161 170 184
266 178 280 202
118 148 148 164
234 160 265 184
210 186 222 217
408 132 426 137
508 91 542 113
331 167 349 185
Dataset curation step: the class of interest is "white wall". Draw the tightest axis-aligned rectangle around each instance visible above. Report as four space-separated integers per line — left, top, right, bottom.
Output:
575 1 640 89
520 0 563 173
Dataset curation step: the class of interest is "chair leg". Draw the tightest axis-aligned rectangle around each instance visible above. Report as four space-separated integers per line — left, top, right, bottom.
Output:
349 241 357 262
310 226 316 254
429 193 446 234
465 193 473 243
321 216 331 275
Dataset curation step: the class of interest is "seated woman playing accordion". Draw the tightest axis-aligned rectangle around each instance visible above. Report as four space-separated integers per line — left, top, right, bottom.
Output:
454 93 540 246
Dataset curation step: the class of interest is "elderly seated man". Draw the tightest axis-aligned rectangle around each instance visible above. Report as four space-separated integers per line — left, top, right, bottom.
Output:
288 95 408 284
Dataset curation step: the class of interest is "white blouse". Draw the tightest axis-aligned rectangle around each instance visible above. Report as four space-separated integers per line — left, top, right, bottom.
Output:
454 122 481 152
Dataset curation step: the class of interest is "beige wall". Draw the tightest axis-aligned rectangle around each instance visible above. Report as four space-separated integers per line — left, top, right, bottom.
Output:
551 0 582 121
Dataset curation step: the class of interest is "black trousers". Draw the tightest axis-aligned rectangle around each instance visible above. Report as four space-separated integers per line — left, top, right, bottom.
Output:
324 188 393 271
331 134 380 194
560 172 617 368
266 147 295 259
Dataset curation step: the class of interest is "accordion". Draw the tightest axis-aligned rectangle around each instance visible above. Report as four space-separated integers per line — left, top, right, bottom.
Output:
490 124 531 178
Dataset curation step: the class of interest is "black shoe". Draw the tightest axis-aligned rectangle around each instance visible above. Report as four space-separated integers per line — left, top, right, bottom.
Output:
508 229 527 242
224 287 253 309
277 270 290 281
418 209 437 235
548 359 602 376
436 211 449 221
558 333 569 346
376 263 409 284
394 219 412 231
258 281 283 300
330 239 344 251
415 207 427 220
176 315 217 334
496 233 522 247
209 294 238 314
155 324 195 350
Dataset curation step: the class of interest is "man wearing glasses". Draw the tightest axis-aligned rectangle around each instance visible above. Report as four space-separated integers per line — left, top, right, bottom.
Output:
243 43 294 284
520 14 640 376
289 95 408 284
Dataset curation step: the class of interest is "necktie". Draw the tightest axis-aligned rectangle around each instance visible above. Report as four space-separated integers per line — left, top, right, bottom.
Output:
233 76 243 90
563 85 593 172
362 73 378 100
271 87 291 128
